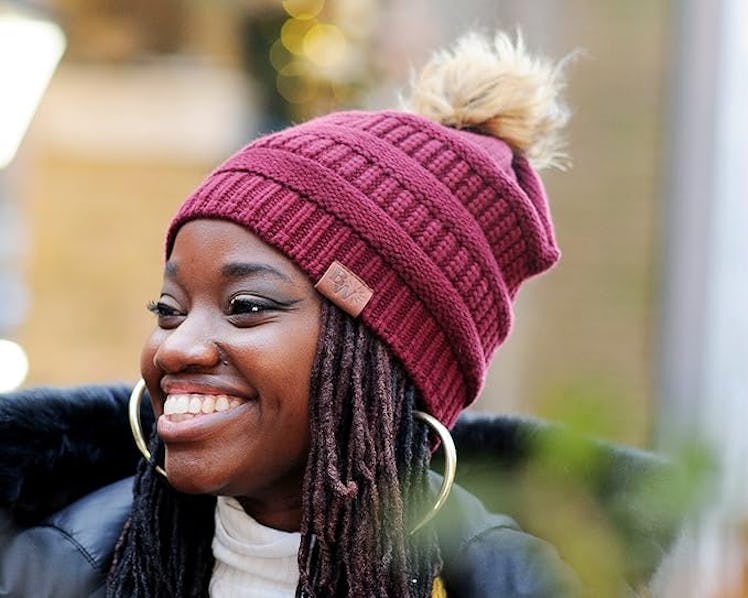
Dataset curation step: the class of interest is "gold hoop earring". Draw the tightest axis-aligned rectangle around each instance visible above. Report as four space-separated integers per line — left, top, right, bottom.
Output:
410 410 457 534
128 380 455 517
129 378 167 478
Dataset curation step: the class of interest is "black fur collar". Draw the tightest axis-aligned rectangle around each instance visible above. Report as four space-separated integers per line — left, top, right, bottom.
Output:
0 384 148 523
1 383 682 587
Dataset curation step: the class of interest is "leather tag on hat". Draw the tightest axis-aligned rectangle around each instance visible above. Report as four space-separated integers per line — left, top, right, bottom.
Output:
315 260 373 318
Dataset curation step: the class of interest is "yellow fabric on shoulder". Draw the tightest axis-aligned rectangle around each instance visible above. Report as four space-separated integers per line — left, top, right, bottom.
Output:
431 575 447 598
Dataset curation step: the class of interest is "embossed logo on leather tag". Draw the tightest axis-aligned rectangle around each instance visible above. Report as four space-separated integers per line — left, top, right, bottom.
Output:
314 260 373 318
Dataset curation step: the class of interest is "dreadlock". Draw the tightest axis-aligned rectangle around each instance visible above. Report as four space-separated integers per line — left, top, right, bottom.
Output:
107 433 216 596
108 300 441 597
298 301 441 597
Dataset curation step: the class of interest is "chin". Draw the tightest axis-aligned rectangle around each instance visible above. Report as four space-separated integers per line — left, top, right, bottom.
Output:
166 473 210 495
164 450 223 495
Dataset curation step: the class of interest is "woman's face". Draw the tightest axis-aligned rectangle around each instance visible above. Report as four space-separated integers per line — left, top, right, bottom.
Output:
141 219 321 530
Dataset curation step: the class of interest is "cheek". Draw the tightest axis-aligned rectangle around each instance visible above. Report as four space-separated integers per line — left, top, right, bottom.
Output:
140 331 164 414
284 318 321 399
259 317 319 428
297 305 322 373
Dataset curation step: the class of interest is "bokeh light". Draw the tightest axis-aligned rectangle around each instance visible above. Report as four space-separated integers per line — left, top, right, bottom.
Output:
280 17 316 56
282 0 325 21
0 11 66 169
303 23 347 68
0 339 29 392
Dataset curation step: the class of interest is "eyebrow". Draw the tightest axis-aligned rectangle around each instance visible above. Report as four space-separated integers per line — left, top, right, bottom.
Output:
164 261 294 284
221 262 293 283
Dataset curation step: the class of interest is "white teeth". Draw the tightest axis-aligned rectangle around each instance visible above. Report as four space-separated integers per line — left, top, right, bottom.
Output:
201 395 215 414
163 393 242 417
188 396 202 414
175 395 189 414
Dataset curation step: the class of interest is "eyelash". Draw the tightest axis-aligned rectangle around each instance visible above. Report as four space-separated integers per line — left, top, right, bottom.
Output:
146 300 181 318
146 297 277 320
228 296 270 315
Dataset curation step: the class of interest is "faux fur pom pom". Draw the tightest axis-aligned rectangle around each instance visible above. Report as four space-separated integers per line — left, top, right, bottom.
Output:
402 31 573 170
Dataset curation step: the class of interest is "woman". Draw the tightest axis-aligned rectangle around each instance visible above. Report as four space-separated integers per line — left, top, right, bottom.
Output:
0 31 676 597
111 29 577 597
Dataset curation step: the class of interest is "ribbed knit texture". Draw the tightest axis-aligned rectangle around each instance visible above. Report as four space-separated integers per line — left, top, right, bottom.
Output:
210 496 300 597
167 110 560 429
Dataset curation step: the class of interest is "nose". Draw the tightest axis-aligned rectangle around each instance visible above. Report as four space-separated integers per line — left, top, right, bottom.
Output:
152 311 221 373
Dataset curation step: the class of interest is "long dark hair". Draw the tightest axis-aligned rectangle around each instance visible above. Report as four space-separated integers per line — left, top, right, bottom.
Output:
108 300 440 597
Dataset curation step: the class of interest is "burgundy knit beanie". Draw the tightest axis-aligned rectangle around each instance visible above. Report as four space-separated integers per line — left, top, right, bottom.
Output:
166 32 570 429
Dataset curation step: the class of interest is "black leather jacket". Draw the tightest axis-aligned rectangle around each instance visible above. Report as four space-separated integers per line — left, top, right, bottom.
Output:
0 384 678 597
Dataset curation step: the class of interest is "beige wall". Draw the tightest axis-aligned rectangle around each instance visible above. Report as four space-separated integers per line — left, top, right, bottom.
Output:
11 0 670 446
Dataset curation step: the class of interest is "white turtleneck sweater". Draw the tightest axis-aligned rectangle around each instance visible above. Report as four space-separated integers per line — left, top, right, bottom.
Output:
210 496 301 597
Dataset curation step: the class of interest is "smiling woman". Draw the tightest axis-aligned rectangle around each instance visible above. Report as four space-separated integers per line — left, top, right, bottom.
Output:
103 29 580 598
0 29 679 598
142 220 319 524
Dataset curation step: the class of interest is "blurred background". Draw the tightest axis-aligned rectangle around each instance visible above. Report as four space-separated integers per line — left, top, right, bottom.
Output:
2 0 670 444
1 0 746 594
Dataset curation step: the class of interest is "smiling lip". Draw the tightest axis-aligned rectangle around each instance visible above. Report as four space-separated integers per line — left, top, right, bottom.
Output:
160 377 251 398
157 396 256 443
163 393 243 418
156 379 256 443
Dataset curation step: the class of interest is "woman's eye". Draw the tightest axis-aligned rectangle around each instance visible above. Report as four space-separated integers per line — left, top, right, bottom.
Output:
146 300 182 319
228 295 270 316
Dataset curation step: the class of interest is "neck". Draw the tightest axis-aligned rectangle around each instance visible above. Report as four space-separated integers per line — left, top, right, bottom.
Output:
236 496 304 532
